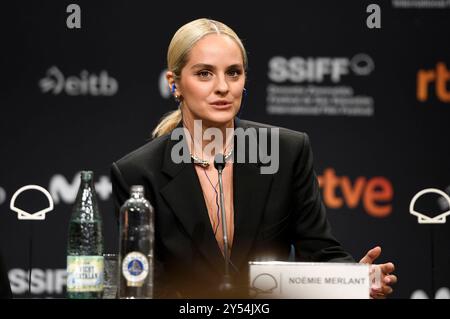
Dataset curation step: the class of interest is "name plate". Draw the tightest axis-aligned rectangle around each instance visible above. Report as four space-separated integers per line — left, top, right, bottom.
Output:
249 262 370 299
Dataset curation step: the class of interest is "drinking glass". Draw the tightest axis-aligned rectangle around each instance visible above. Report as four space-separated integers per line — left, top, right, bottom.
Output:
103 253 118 299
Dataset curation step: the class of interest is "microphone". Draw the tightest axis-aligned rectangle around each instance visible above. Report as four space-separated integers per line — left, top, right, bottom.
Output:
213 153 226 171
214 154 233 294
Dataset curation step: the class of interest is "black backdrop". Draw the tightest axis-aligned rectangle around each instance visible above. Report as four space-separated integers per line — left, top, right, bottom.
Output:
1 0 449 299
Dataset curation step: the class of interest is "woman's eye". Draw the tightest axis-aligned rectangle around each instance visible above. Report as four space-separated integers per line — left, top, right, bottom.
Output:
197 71 212 78
227 69 242 77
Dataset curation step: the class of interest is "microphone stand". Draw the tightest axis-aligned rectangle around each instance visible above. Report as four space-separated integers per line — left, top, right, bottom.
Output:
214 154 233 295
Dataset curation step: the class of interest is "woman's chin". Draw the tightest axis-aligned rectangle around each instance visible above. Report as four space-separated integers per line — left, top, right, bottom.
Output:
202 111 236 126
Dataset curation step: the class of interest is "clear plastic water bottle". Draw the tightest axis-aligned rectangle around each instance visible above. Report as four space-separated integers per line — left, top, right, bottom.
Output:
66 171 104 299
118 185 154 299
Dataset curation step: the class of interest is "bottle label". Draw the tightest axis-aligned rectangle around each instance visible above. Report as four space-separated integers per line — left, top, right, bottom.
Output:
67 256 104 292
122 252 149 287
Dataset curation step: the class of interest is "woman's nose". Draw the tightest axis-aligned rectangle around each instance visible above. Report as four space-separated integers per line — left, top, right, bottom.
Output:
214 75 229 95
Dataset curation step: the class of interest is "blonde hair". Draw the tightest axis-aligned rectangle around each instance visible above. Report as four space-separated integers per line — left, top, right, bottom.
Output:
152 18 248 138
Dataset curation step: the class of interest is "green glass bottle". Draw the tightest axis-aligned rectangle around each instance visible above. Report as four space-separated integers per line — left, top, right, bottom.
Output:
66 171 104 299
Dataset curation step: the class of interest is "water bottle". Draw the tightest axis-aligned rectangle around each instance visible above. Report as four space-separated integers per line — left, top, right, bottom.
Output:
66 170 104 299
118 185 154 299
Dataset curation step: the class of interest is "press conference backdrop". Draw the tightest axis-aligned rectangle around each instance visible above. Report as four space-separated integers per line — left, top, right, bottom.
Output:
1 0 449 299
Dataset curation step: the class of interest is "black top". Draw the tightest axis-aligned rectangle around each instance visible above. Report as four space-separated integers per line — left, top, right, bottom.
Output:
111 118 354 298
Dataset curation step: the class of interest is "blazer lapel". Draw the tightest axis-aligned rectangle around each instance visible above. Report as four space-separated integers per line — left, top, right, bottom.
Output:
231 119 274 270
159 132 225 275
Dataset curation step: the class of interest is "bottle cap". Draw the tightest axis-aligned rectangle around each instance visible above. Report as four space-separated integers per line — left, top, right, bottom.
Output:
80 170 94 181
130 185 144 195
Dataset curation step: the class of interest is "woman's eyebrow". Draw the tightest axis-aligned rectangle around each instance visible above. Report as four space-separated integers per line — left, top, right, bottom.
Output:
190 63 215 70
227 64 244 69
190 63 244 70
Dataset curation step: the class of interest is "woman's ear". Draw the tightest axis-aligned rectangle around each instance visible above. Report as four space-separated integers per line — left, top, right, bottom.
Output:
166 71 176 91
166 71 181 101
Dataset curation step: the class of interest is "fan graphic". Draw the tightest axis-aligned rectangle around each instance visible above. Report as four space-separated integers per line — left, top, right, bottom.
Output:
409 188 450 224
10 185 54 221
250 273 279 297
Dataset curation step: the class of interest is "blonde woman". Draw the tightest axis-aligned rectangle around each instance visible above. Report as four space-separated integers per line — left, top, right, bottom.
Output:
112 18 396 298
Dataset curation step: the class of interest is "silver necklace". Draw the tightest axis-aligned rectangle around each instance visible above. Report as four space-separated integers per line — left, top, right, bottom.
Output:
191 148 233 168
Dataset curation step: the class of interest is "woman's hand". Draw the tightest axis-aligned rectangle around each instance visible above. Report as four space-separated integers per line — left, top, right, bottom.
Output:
359 246 397 299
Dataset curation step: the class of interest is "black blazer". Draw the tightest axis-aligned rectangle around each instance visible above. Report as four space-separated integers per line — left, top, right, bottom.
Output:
111 118 354 298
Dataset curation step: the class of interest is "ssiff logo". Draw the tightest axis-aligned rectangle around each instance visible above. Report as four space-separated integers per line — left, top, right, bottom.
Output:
268 54 375 83
266 54 375 117
409 188 450 224
250 273 279 297
9 185 54 221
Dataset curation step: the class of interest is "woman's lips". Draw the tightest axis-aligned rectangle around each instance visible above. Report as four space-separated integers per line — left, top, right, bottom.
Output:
210 102 233 109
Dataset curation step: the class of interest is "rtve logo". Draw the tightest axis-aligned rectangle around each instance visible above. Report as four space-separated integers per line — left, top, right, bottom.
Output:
417 62 450 103
317 168 393 217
